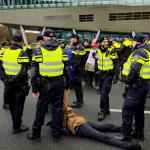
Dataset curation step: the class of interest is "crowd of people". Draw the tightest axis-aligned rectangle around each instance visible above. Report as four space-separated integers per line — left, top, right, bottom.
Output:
0 29 150 150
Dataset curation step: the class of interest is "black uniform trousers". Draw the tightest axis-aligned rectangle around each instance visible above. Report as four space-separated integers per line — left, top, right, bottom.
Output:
3 82 9 105
98 72 113 113
32 77 65 138
122 83 149 135
5 81 28 129
72 68 83 103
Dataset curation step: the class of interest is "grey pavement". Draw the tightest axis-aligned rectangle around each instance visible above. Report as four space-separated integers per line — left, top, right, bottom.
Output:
0 82 150 150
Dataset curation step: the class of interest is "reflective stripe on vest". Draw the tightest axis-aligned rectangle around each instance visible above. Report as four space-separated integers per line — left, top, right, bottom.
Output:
39 47 64 77
97 50 113 71
140 49 150 79
63 53 68 61
122 49 150 79
72 50 85 55
2 48 22 75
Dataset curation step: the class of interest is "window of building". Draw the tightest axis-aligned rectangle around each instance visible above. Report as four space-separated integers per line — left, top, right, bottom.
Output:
79 14 94 22
109 12 150 21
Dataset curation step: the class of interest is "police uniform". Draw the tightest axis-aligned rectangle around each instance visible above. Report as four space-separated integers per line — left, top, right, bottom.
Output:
119 36 132 71
0 42 10 109
70 40 86 108
118 34 150 141
95 37 118 121
27 30 69 142
0 35 30 133
112 40 122 83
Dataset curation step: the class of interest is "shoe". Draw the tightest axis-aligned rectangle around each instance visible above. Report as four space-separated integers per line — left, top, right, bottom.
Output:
129 143 142 150
12 125 29 134
131 131 144 141
3 103 10 110
114 134 132 142
53 136 60 143
71 101 84 108
27 132 41 142
97 112 105 121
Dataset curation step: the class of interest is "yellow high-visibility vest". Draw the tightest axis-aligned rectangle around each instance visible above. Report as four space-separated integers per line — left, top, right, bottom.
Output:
39 47 64 77
122 49 150 79
97 49 114 71
2 48 22 75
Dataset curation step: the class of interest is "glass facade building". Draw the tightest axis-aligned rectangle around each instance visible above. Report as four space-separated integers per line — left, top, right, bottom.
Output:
0 0 149 40
0 0 150 8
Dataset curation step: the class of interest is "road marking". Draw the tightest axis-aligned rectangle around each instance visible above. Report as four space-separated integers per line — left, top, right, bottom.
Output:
110 109 150 114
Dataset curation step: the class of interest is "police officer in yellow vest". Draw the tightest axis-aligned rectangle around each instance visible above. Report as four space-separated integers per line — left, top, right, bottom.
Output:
116 34 150 141
93 36 118 121
112 39 122 84
0 41 11 109
0 35 30 134
119 35 132 71
70 34 86 108
27 29 69 142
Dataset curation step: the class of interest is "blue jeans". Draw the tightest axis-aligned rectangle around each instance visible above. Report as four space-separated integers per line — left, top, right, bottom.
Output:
76 123 134 149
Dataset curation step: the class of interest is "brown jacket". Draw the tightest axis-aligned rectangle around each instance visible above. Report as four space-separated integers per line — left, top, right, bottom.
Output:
62 100 87 134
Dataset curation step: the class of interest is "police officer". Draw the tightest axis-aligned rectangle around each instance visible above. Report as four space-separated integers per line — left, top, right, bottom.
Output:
116 34 150 141
83 39 93 88
93 36 118 121
119 35 132 72
112 39 122 84
70 34 86 108
0 41 10 109
0 35 30 134
27 29 69 142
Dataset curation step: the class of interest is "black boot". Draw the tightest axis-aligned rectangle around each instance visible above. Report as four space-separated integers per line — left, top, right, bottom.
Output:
71 101 84 108
3 103 10 110
131 131 144 141
27 132 41 142
129 142 142 150
12 125 29 134
97 111 105 121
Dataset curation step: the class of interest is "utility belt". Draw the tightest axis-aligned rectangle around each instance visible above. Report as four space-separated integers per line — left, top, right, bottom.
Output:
96 69 114 76
41 75 63 81
126 78 142 89
7 74 28 82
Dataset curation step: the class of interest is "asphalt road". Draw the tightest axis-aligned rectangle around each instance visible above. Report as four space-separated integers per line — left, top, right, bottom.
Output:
0 82 150 150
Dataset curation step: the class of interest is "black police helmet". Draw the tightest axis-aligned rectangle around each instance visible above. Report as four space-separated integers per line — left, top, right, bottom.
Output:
70 34 79 40
98 36 109 43
44 29 56 37
133 34 146 43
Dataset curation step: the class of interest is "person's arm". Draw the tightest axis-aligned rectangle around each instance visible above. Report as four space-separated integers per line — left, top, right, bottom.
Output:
63 51 70 90
0 51 8 81
125 49 148 85
0 60 7 81
31 48 42 95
